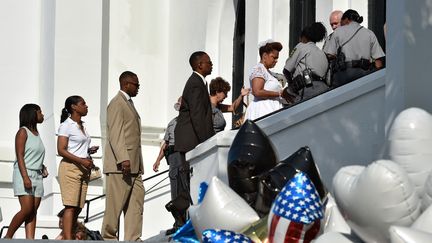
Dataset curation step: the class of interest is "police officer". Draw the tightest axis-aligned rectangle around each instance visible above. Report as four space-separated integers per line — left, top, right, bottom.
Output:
283 22 329 101
322 10 343 52
325 9 385 87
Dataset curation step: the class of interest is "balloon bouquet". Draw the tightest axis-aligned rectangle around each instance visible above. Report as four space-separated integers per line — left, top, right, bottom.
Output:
173 120 330 243
323 108 432 243
174 108 432 243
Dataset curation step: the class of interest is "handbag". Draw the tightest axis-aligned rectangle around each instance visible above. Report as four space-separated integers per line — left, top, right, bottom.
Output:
89 167 102 181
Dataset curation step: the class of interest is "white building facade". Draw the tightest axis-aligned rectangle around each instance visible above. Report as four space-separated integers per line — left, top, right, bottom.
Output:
0 0 430 240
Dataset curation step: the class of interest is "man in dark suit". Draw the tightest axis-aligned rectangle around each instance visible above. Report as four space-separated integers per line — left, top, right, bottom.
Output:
168 51 215 233
101 71 144 241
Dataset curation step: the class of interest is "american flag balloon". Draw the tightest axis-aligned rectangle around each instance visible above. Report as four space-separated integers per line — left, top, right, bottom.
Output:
202 229 252 243
268 172 324 243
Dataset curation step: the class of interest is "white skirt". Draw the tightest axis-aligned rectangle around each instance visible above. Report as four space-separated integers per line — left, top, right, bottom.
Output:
245 98 283 121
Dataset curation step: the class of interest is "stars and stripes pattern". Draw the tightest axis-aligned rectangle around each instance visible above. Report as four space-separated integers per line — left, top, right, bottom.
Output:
202 229 252 243
268 172 324 243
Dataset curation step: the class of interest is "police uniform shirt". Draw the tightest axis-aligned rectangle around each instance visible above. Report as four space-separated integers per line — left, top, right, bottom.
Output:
326 21 385 62
163 117 177 146
284 42 328 78
322 32 334 54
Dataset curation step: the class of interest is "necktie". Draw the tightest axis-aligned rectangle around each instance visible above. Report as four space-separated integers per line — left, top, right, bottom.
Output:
129 99 139 116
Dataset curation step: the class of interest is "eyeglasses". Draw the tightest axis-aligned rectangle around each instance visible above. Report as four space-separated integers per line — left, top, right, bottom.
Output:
128 82 140 87
201 61 213 65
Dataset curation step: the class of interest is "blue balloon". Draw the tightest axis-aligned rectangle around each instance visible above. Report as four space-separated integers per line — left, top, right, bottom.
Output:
202 229 252 243
198 182 209 204
172 220 199 243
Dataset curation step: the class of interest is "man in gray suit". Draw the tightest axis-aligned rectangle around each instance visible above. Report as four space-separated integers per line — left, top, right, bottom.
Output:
170 51 215 231
102 71 144 241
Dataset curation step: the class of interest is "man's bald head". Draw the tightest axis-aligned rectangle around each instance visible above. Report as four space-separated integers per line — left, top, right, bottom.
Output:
329 10 343 31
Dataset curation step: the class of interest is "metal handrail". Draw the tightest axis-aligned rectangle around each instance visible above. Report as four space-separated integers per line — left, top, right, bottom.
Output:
0 226 8 238
83 169 169 223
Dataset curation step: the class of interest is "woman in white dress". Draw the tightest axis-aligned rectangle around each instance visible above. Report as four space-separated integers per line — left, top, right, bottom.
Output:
245 40 285 121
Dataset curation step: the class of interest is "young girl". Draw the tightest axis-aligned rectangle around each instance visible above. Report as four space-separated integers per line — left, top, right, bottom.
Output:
57 95 98 239
5 104 46 239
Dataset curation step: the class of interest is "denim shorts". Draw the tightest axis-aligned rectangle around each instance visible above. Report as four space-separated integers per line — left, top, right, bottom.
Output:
13 167 44 197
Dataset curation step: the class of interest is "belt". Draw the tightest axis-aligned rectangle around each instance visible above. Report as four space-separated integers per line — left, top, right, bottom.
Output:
310 73 325 82
165 145 176 157
345 59 371 69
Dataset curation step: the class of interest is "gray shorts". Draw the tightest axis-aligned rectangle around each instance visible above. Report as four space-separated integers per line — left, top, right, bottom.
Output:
13 167 44 197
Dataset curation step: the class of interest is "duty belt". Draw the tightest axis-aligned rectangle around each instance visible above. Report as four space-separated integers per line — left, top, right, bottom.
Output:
165 145 176 157
345 59 371 69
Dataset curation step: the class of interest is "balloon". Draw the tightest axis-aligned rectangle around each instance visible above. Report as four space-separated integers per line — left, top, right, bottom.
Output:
202 229 253 243
332 165 364 217
256 147 327 216
267 172 323 243
171 220 199 243
240 215 269 243
388 108 432 196
280 147 327 200
314 232 358 243
422 171 432 211
322 194 351 234
332 160 421 242
255 161 297 216
189 176 260 238
412 204 432 234
227 120 278 206
197 182 209 204
389 226 432 243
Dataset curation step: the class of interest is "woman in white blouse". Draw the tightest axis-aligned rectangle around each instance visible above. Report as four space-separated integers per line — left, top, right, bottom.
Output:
245 40 285 121
57 95 98 240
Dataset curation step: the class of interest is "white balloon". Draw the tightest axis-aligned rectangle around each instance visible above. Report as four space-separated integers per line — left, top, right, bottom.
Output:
323 195 351 234
388 108 432 140
388 107 432 196
189 176 259 238
389 226 432 243
412 204 432 234
314 232 356 243
332 165 364 214
421 171 432 211
332 160 421 242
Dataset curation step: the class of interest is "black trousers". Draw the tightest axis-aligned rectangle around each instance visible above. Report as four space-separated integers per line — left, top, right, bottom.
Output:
332 67 371 88
166 151 191 227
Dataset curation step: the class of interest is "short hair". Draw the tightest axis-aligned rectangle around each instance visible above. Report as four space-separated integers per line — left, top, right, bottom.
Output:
19 103 41 130
342 9 363 23
119 71 137 85
259 42 283 58
189 51 207 70
329 10 343 21
301 22 327 43
209 77 231 96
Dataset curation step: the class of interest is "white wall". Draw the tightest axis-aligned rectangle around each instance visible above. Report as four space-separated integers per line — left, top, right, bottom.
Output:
54 0 103 138
109 0 170 126
0 0 43 156
401 1 432 113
